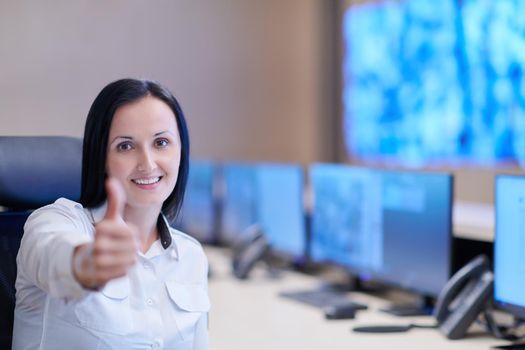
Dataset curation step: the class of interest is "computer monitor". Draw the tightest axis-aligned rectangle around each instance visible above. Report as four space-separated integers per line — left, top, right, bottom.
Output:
300 164 453 313
255 163 306 260
494 175 525 319
219 163 259 245
278 164 380 309
366 170 454 304
310 163 382 273
176 160 218 244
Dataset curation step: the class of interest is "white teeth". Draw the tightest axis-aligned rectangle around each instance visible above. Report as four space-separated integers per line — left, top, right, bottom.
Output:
133 177 160 185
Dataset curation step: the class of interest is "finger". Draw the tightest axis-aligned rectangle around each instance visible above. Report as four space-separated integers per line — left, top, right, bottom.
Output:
95 221 139 249
93 266 130 285
92 240 136 259
104 177 126 221
95 222 134 240
93 231 137 255
93 253 137 270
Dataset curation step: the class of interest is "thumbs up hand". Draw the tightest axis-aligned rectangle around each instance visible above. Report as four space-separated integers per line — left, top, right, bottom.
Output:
73 178 138 290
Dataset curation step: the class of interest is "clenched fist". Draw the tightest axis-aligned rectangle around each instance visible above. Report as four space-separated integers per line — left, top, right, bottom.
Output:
73 178 138 290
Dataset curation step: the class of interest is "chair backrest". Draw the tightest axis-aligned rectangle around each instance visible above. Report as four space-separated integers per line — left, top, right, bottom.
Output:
0 136 82 349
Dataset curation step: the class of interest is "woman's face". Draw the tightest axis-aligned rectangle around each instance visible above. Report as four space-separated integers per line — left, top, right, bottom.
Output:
106 96 181 211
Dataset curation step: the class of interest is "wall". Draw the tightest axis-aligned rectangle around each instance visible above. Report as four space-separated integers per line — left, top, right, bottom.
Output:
1 1 513 204
0 0 337 164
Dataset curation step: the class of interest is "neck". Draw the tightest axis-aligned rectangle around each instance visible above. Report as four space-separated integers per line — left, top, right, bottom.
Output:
123 204 162 253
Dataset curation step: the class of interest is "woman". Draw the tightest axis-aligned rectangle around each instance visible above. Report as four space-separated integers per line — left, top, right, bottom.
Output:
13 79 210 349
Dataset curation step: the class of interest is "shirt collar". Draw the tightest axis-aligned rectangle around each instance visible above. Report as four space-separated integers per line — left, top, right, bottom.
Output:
157 214 173 250
88 203 177 258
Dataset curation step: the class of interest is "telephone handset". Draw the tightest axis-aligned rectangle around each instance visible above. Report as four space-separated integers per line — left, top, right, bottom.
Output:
231 224 270 279
433 255 494 340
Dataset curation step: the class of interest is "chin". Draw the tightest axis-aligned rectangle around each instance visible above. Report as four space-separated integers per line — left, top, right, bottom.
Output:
127 200 165 211
128 192 169 207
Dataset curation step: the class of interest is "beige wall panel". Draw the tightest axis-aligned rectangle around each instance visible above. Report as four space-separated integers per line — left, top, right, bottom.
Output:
0 0 335 164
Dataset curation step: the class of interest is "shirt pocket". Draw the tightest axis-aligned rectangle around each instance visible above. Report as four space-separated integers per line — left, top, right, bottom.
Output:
74 276 133 336
164 281 210 343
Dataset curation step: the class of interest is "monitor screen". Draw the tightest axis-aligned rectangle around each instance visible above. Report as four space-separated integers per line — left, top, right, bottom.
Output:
368 171 454 297
309 164 453 297
309 164 383 272
176 160 217 244
255 164 306 259
220 164 259 244
494 175 525 318
342 0 525 166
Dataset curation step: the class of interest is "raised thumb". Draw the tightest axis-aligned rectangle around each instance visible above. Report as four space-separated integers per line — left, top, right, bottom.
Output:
104 177 126 221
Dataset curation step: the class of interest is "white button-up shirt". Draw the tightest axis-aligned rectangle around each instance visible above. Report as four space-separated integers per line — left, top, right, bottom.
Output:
13 198 210 350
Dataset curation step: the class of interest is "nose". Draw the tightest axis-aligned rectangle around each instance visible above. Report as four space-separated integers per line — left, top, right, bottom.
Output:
136 147 156 173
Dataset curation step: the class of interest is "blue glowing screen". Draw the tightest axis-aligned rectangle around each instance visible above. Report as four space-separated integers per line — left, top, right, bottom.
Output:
220 163 306 258
343 0 525 166
176 161 217 243
220 164 258 244
310 164 453 296
256 164 306 258
310 164 383 271
494 175 525 318
374 171 453 296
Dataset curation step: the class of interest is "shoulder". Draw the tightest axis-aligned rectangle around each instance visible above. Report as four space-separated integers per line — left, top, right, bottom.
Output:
170 227 205 251
30 197 83 215
25 198 87 230
168 227 209 283
169 227 208 265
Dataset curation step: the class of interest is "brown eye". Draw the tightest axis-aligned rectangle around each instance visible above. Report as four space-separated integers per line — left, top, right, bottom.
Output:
117 142 133 152
155 138 169 148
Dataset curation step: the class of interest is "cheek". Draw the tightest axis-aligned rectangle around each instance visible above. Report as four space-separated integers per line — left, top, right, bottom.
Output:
162 153 181 183
106 155 129 179
167 159 181 180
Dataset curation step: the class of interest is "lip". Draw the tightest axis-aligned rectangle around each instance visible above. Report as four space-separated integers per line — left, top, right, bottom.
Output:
131 176 163 189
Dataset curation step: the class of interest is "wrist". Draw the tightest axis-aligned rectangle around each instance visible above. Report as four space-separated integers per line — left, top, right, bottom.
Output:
72 243 100 290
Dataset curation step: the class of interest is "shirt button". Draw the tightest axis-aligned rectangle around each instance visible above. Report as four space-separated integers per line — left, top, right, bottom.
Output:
146 298 154 306
143 262 152 269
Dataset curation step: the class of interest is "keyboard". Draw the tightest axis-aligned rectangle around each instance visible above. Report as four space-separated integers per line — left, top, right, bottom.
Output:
279 289 368 310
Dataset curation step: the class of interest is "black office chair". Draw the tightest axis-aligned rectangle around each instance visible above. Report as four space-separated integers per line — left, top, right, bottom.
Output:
0 136 82 350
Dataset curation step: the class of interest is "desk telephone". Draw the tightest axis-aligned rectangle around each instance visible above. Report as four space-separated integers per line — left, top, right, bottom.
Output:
231 224 270 279
433 254 494 339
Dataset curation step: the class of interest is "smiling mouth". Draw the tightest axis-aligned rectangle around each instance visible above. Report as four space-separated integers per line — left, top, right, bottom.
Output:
132 177 162 185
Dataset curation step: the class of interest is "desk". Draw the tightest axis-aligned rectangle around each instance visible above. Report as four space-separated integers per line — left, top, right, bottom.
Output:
206 247 501 350
453 201 494 242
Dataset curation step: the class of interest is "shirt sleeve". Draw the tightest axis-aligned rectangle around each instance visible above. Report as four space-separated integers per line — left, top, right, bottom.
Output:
17 200 93 299
193 245 210 350
192 313 209 350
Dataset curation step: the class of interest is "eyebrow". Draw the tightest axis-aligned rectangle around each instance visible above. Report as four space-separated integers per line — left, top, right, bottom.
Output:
155 131 172 137
110 131 175 145
109 136 132 145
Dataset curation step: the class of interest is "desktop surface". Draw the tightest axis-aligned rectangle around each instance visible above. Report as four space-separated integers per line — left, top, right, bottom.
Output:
206 247 500 350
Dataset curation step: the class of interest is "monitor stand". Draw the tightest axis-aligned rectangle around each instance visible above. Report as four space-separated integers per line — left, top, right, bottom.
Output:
380 295 434 316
